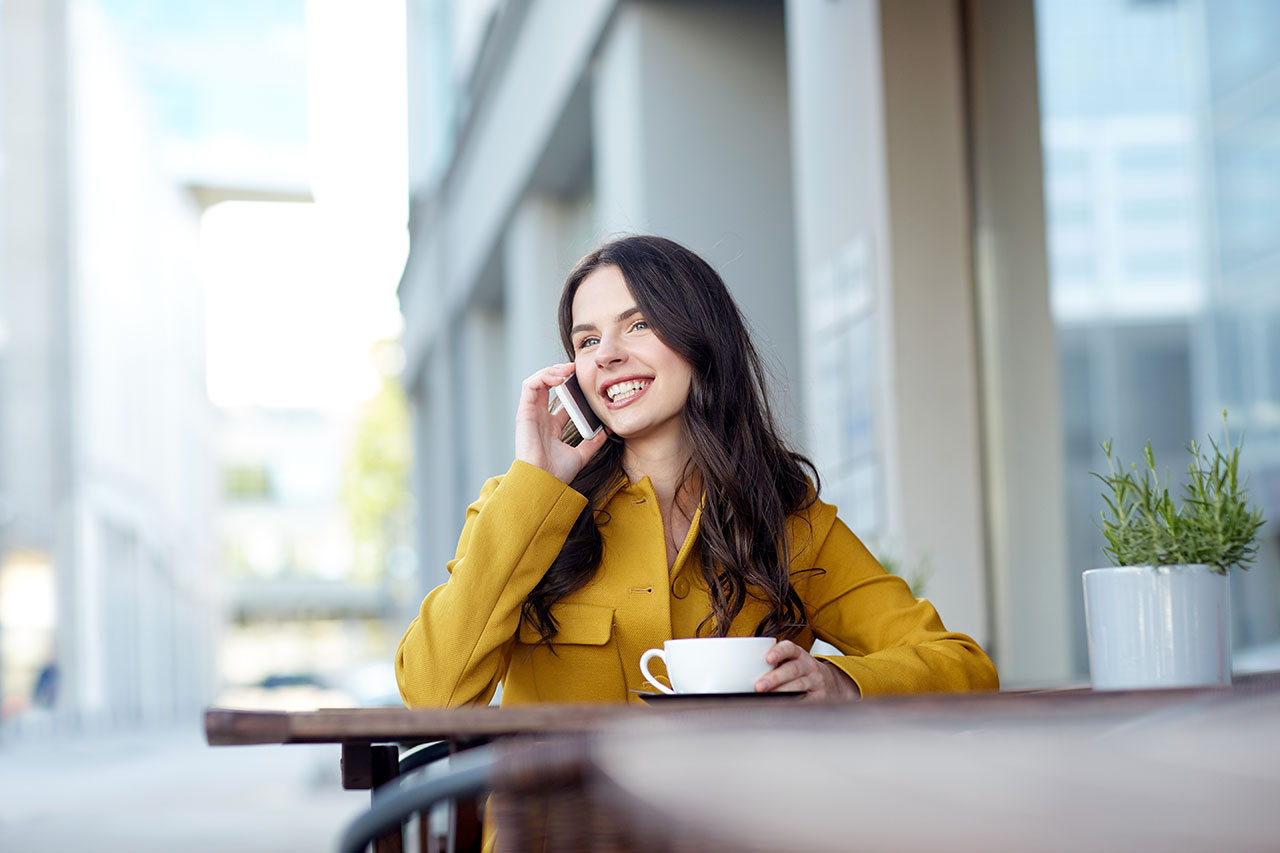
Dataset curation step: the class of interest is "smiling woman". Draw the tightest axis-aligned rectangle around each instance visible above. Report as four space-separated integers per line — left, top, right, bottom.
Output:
395 235 998 709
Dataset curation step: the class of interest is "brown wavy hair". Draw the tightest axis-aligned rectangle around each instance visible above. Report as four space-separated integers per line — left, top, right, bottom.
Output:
521 235 820 643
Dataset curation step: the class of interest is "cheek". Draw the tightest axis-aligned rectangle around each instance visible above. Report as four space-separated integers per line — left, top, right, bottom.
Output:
668 358 695 397
676 374 694 407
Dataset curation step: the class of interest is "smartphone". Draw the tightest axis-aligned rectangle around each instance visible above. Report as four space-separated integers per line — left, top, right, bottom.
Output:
551 372 603 442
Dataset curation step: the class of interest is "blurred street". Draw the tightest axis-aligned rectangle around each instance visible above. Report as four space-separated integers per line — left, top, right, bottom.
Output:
0 723 367 852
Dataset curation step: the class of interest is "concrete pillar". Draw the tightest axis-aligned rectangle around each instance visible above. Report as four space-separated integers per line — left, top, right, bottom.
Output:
592 0 802 434
785 0 990 648
880 0 990 650
411 347 460 595
503 196 576 392
967 0 1072 682
456 304 508 487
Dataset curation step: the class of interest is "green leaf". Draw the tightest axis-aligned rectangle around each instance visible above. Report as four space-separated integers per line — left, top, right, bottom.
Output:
1091 413 1267 571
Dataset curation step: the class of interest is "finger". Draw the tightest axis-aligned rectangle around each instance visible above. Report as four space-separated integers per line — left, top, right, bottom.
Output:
520 362 575 390
575 425 609 460
543 362 576 379
520 377 549 409
773 669 826 697
761 677 812 695
766 640 803 666
755 659 809 692
520 364 576 407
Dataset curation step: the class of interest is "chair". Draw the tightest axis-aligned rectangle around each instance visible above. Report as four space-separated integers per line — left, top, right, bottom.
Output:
338 736 598 853
397 740 453 776
338 744 496 853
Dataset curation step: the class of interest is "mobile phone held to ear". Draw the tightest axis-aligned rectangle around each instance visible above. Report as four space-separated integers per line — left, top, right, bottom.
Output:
551 372 603 444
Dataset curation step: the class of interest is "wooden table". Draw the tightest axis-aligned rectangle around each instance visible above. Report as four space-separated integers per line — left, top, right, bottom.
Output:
519 672 1280 851
204 672 1280 852
203 698 764 747
203 695 803 852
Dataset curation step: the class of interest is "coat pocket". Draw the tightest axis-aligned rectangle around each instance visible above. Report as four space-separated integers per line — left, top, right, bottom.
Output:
509 602 622 702
516 601 615 645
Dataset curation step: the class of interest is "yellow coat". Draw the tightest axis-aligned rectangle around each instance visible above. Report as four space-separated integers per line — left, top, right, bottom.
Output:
396 461 998 706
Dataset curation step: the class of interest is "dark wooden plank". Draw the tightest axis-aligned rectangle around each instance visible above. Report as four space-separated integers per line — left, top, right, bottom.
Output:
450 794 482 853
341 743 378 790
203 708 291 746
204 671 1280 747
206 698 819 745
448 740 487 853
369 745 403 853
370 744 400 791
341 744 405 851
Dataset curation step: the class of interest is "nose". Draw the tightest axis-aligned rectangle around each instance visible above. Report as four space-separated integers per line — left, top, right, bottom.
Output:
594 334 627 368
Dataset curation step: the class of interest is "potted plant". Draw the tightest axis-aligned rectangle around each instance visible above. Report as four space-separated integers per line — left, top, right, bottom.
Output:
1083 413 1266 690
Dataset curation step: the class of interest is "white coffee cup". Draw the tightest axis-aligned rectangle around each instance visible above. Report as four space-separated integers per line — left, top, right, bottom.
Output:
639 637 777 695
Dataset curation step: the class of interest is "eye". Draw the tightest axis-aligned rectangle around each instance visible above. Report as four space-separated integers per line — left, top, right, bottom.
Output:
630 320 649 332
576 335 600 350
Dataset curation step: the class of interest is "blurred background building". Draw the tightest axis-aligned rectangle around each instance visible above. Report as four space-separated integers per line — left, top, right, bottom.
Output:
0 0 217 727
399 0 1280 685
0 1 404 847
0 0 408 735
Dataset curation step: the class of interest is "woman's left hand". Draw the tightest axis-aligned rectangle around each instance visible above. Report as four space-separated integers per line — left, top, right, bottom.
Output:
754 640 861 700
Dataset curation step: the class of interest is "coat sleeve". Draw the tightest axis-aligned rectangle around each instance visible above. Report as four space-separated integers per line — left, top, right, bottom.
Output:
797 507 999 696
395 460 588 707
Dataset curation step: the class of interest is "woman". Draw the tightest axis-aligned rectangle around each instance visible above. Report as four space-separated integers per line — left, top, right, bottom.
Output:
396 235 997 706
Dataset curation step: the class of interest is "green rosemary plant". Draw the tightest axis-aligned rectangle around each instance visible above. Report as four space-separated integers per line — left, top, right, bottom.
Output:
1094 413 1265 574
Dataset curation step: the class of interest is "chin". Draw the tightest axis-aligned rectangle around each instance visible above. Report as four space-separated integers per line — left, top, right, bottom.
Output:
607 424 642 440
612 420 675 443
603 418 642 439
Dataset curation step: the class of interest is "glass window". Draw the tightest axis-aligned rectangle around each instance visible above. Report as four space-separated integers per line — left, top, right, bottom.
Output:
1036 0 1280 671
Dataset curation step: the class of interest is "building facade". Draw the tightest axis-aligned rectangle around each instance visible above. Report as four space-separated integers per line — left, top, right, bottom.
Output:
399 0 1280 685
0 0 217 727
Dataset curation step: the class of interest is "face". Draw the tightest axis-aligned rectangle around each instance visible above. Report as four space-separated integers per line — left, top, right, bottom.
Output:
568 265 693 446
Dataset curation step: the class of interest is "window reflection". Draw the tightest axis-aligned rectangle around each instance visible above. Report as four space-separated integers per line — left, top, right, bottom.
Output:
1037 0 1280 671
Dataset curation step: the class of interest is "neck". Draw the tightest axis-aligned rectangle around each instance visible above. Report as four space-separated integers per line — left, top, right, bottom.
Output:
622 431 697 516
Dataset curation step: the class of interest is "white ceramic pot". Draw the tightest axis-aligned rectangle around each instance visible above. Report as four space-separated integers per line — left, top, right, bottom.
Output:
1082 564 1232 690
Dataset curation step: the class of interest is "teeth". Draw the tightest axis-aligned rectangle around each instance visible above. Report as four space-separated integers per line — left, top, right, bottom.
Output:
607 379 650 401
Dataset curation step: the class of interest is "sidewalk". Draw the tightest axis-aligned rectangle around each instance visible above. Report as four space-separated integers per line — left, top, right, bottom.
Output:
0 722 367 852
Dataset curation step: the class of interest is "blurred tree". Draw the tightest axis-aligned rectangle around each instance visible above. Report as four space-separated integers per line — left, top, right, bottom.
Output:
341 339 412 584
875 549 930 599
222 464 273 501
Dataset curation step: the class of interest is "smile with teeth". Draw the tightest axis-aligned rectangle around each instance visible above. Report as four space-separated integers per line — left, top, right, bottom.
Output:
606 379 651 402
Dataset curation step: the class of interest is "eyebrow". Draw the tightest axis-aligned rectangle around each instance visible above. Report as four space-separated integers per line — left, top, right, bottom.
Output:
570 306 642 336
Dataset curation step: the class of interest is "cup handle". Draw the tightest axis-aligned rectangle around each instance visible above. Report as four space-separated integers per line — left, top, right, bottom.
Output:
639 648 675 694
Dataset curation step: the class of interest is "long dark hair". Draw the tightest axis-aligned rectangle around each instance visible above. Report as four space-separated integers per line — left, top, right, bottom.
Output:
521 235 819 643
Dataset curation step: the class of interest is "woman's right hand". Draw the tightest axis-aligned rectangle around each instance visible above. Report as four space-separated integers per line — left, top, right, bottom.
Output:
515 363 609 484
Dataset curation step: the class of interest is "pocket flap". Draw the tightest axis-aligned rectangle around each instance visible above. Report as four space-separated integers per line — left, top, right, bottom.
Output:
517 602 615 646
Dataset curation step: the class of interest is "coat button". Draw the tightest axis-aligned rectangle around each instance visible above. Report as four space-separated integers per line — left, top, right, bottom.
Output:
672 575 690 598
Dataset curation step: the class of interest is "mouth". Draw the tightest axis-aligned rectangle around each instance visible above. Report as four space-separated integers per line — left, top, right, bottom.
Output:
601 376 653 409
